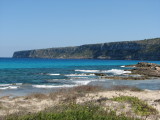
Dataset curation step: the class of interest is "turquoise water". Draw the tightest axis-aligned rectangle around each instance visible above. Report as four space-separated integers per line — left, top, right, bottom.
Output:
0 58 160 96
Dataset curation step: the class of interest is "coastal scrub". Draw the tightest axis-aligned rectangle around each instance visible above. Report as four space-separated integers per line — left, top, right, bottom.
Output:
111 96 158 116
5 103 139 120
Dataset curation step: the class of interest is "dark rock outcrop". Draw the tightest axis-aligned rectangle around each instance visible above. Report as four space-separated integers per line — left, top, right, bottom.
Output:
127 62 160 77
102 62 160 80
13 38 160 60
101 76 149 80
94 73 106 76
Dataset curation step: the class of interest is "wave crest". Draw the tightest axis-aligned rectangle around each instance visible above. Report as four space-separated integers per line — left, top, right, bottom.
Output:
75 70 100 73
105 69 131 75
65 73 95 77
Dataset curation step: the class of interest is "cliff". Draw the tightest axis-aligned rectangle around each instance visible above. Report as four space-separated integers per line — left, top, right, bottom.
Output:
13 38 160 60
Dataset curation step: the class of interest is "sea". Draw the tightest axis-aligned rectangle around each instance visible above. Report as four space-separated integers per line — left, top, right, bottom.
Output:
0 58 160 97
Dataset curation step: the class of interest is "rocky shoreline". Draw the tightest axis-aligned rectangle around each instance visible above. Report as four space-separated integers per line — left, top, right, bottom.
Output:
96 62 160 80
126 62 160 77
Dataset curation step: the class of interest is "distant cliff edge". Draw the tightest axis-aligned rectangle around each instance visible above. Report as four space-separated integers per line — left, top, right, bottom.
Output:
13 38 160 60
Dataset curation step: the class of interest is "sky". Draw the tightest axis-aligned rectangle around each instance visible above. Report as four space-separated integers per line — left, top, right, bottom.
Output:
0 0 160 57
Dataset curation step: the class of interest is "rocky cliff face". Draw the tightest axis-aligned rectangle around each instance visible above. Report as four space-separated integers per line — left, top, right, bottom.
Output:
13 38 160 60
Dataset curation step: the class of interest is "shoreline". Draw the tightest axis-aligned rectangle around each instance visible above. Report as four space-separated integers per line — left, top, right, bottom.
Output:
0 78 160 98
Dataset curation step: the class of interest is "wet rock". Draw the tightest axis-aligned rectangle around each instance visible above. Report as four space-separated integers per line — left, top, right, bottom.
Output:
104 62 160 80
101 76 148 80
94 73 106 76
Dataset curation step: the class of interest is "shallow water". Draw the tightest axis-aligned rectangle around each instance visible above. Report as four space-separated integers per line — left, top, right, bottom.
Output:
0 58 160 96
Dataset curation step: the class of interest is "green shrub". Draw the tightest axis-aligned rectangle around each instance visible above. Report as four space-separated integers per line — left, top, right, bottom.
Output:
112 96 158 116
6 103 139 120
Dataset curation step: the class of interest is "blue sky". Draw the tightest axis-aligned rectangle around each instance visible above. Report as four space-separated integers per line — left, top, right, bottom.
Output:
0 0 160 57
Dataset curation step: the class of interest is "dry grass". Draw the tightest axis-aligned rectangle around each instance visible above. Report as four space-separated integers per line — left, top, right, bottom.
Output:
107 85 143 91
22 85 142 102
49 85 103 103
24 93 49 100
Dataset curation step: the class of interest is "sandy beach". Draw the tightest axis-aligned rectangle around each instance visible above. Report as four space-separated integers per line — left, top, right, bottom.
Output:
0 85 160 120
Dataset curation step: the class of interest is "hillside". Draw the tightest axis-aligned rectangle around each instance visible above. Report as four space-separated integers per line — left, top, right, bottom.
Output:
13 38 160 60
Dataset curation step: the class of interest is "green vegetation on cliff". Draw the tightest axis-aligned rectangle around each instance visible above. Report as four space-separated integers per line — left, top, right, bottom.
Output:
13 38 160 60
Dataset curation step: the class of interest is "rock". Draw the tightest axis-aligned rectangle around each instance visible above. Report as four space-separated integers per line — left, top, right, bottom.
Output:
156 67 160 71
154 99 160 103
94 73 106 76
125 65 136 67
136 62 159 67
104 62 160 80
101 76 148 80
130 62 160 77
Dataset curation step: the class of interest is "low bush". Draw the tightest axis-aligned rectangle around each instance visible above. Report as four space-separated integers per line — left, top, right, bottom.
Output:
6 103 139 120
112 96 158 116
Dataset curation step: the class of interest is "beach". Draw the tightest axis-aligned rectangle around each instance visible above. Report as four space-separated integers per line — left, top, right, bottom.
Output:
0 85 160 120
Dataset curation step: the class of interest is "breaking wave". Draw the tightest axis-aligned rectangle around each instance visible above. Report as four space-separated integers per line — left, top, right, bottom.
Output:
75 70 100 73
32 84 76 88
74 80 91 85
105 69 131 75
65 73 95 77
0 86 19 90
32 80 94 89
121 66 125 67
47 73 60 76
0 83 22 90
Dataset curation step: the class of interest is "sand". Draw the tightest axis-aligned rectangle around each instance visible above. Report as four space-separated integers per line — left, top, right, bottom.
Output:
0 89 160 119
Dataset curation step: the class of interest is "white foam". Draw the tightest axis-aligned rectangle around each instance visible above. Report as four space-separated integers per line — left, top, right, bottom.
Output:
0 83 21 90
9 86 19 89
47 79 66 81
70 77 88 79
0 86 19 90
0 87 9 90
32 79 93 89
32 84 77 88
121 66 125 67
105 69 131 75
0 84 11 87
47 73 60 76
74 80 91 85
75 70 100 73
15 83 23 86
65 73 95 77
